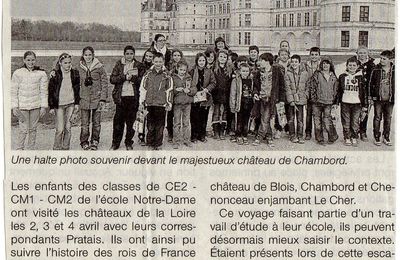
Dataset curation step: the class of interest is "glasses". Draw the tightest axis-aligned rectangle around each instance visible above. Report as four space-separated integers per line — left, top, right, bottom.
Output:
59 54 72 61
157 39 166 42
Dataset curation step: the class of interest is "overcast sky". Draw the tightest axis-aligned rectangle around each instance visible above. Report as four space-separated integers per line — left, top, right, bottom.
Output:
11 0 142 31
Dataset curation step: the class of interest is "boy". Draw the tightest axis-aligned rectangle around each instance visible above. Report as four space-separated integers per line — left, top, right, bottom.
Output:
139 52 173 150
369 50 395 146
253 53 285 147
230 63 255 145
285 55 309 144
274 48 290 138
248 45 259 72
337 56 368 146
357 46 376 141
304 47 321 140
172 61 197 148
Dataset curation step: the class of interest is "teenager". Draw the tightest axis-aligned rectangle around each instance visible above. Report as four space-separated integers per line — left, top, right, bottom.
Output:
149 34 171 66
11 51 48 150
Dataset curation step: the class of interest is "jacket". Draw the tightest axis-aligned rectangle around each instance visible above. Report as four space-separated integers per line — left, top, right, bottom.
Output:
212 65 232 104
285 66 309 105
336 70 368 107
78 58 108 109
139 67 173 108
48 68 80 109
308 71 338 105
369 63 395 103
11 66 48 110
230 75 255 113
359 57 375 94
172 73 197 105
110 58 146 106
148 46 172 66
188 67 216 107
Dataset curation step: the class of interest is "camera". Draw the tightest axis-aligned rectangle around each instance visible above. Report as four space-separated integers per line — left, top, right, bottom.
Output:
84 76 93 86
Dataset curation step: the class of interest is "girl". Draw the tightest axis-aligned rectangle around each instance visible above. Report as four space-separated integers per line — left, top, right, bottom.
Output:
11 51 48 150
211 49 233 140
48 53 80 150
168 49 184 74
189 53 216 143
214 37 229 53
142 49 154 71
205 48 216 69
78 46 108 150
308 57 339 145
149 34 171 66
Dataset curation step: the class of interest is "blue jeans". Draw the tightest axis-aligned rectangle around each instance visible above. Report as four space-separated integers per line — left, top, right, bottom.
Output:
341 103 361 139
173 104 191 144
312 103 338 143
80 108 101 146
373 101 394 139
54 104 74 150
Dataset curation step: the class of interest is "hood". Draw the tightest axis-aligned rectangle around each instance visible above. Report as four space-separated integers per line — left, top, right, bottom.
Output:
80 57 103 71
344 69 363 77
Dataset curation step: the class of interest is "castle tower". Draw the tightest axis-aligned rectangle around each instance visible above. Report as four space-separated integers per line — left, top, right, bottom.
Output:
319 0 395 51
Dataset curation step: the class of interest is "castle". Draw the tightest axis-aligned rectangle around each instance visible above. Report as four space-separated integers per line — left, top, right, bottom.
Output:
140 0 395 52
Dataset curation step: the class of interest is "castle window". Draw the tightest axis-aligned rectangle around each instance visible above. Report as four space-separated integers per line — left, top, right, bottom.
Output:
227 18 230 28
219 4 222 14
298 0 301 7
304 12 310 26
341 31 350 47
245 14 251 26
239 14 242 27
283 0 287 8
283 14 286 27
342 6 351 22
289 13 294 27
305 0 310 7
276 0 280 9
239 32 242 45
290 0 294 8
360 6 369 22
245 0 251 9
245 32 251 45
227 3 230 13
313 12 317 26
359 31 368 47
276 14 280 27
297 13 301 26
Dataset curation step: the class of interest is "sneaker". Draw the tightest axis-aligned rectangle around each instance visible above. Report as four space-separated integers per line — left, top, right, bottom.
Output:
81 143 90 150
344 139 352 146
173 143 179 149
230 135 237 142
317 140 326 146
90 141 99 150
351 138 358 147
191 139 198 143
199 137 207 143
109 145 119 150
305 134 311 140
126 144 133 150
184 142 193 148
243 137 249 145
152 146 161 150
237 137 244 145
298 137 305 144
266 139 275 148
360 133 368 142
290 137 299 143
252 139 261 146
274 130 282 139
383 138 392 146
139 139 146 146
374 137 382 146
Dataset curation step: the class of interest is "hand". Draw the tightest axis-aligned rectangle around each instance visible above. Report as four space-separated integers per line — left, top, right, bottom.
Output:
254 94 260 101
12 108 24 122
74 105 80 113
362 107 368 112
49 109 55 116
183 88 190 94
126 74 133 81
165 104 172 111
39 107 47 118
290 102 295 107
49 70 56 78
203 88 209 94
176 87 184 92
131 68 138 76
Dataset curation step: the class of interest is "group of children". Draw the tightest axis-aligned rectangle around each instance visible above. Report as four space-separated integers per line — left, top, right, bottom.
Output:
11 34 395 150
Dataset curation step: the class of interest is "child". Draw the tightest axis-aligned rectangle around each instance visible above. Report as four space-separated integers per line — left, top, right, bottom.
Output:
230 63 255 145
48 53 80 150
304 47 321 140
285 55 309 144
356 46 375 141
168 49 184 74
110 46 146 150
189 53 216 143
142 49 155 71
248 45 259 72
211 49 233 140
214 37 229 53
172 61 197 148
11 51 48 150
139 52 173 150
308 57 339 145
336 56 368 146
253 53 285 147
205 48 216 69
369 50 395 146
78 46 108 150
149 34 171 66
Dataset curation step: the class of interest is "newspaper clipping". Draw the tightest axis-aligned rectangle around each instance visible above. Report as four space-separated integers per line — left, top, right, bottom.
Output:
4 0 396 259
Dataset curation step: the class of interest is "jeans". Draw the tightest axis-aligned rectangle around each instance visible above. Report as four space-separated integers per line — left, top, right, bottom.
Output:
16 108 40 150
191 104 210 140
173 104 191 144
257 99 273 140
236 98 253 137
312 103 338 143
373 101 394 139
305 101 313 136
341 103 361 139
146 106 166 147
80 108 101 146
212 103 227 125
287 104 304 138
167 109 174 138
54 104 74 150
112 96 138 147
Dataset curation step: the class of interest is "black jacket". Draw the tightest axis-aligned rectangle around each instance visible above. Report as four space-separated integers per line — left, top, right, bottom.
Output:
336 70 368 107
369 63 395 103
48 68 80 109
110 58 146 106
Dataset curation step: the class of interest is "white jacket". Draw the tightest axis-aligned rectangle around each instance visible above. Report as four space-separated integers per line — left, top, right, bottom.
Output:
11 67 48 110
